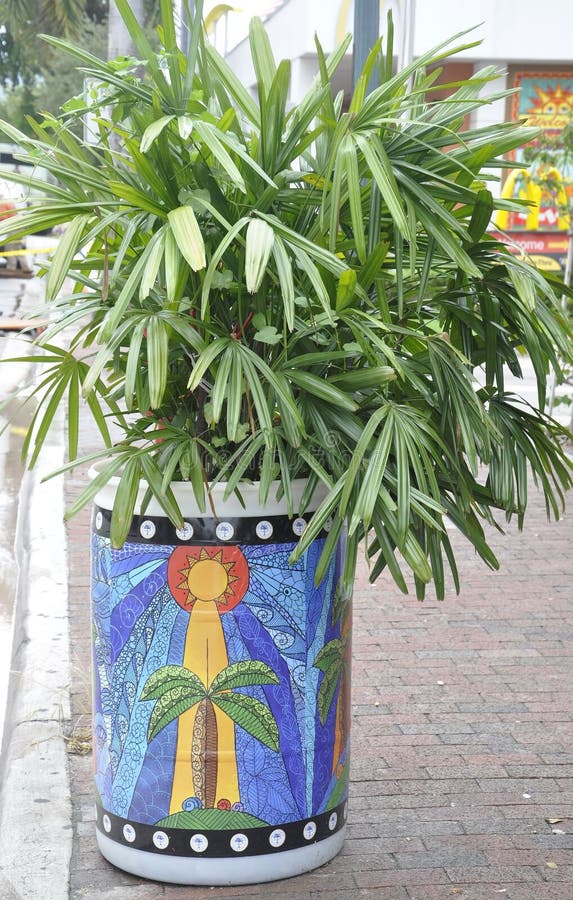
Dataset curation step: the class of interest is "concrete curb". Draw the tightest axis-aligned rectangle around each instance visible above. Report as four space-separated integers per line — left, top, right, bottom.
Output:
0 404 72 899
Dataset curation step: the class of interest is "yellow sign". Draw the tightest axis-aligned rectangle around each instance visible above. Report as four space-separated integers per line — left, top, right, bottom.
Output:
497 167 570 231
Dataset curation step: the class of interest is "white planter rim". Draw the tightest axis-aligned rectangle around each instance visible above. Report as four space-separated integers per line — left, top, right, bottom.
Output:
89 463 327 519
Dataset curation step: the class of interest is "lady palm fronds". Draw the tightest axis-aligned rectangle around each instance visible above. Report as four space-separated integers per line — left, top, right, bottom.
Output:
0 0 571 597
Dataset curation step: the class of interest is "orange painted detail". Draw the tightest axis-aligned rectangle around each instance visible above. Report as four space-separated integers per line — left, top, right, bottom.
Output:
168 545 249 614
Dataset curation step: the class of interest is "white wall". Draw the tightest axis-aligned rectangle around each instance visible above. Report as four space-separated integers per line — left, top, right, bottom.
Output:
221 0 573 105
414 0 573 63
224 0 315 88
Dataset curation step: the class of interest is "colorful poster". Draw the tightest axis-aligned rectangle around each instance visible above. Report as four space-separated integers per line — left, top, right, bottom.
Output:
513 73 573 131
497 72 573 233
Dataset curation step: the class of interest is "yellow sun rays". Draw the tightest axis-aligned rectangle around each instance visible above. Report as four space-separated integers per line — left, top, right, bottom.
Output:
177 548 239 607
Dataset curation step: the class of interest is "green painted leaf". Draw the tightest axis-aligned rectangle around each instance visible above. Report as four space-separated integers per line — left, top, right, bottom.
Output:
314 639 344 674
141 665 205 701
325 760 349 810
317 664 341 726
211 692 279 751
210 660 279 694
146 683 206 742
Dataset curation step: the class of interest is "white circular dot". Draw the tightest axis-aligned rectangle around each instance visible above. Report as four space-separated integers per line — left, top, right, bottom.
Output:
292 517 307 537
140 520 156 540
152 830 169 850
328 812 338 831
303 821 317 840
176 522 194 541
190 833 209 853
256 520 274 540
269 828 286 848
230 832 249 852
95 511 103 530
123 823 136 843
216 521 234 541
102 814 111 833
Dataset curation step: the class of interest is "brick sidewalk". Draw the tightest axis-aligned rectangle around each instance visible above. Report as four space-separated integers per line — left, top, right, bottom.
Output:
64 443 573 900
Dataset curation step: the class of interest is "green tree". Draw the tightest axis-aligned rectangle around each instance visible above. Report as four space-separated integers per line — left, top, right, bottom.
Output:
0 15 108 135
0 0 108 38
0 1 107 132
0 1 160 131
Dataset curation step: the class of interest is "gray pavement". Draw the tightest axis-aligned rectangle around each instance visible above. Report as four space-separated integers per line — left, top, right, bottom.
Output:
0 270 572 899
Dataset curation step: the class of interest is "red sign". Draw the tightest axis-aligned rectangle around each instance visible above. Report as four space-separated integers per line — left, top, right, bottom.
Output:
489 230 569 273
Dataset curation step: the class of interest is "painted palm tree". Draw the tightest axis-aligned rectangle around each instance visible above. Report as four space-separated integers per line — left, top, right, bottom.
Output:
141 659 279 811
313 580 352 775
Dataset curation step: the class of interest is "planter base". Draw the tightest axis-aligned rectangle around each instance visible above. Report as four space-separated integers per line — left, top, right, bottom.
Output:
96 825 346 885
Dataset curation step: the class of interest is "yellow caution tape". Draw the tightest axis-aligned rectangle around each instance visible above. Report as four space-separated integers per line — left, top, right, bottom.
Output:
0 245 58 257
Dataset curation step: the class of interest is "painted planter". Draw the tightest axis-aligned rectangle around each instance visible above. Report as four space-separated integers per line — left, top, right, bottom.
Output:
90 478 351 885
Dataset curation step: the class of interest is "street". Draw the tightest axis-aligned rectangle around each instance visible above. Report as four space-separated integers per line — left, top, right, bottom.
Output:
0 268 44 748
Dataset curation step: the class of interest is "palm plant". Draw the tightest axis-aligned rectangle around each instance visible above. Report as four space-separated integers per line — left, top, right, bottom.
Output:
1 0 572 598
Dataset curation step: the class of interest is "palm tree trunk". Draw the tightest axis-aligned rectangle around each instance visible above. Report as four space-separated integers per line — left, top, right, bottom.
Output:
191 699 207 805
204 697 219 808
191 696 219 808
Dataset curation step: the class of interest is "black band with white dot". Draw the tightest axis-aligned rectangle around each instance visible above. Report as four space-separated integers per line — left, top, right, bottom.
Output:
95 800 347 857
92 507 328 546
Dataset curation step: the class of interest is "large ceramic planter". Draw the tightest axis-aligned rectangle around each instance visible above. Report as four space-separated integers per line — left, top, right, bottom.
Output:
90 477 351 885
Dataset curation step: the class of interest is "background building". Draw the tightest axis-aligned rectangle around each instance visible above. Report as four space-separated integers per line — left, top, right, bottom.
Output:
204 0 573 272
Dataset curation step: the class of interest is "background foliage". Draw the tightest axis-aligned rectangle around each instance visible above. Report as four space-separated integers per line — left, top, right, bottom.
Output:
0 0 160 133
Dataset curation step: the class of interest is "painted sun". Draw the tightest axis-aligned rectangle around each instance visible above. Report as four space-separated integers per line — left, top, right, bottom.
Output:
167 545 249 613
527 84 573 129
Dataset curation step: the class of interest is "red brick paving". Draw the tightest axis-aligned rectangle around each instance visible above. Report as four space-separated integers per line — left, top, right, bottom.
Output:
64 427 573 899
